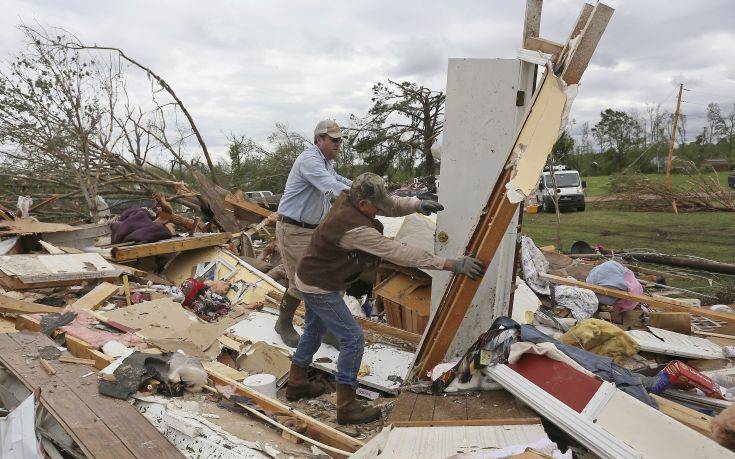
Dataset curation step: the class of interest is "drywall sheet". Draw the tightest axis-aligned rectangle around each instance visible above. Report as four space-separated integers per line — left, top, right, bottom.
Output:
505 72 568 203
430 58 534 359
512 277 542 324
227 311 413 393
627 326 723 359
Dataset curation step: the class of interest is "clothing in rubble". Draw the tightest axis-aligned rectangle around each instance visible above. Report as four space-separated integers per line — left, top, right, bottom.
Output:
110 206 172 244
180 278 232 321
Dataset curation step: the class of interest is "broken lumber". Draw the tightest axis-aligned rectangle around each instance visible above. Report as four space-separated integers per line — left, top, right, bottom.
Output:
622 253 735 275
524 36 563 59
58 355 97 366
559 2 614 85
40 358 56 375
0 294 61 314
225 193 273 219
207 368 364 454
540 272 735 324
651 394 712 437
70 282 119 311
110 232 231 261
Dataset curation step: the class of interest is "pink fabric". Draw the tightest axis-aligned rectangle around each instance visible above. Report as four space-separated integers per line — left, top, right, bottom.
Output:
612 268 644 312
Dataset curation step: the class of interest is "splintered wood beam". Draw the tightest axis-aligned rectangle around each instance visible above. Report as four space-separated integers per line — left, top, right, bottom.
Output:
110 232 231 261
0 294 60 314
560 2 614 84
522 0 543 43
524 36 564 59
225 194 274 219
69 282 119 311
413 168 519 377
207 369 364 454
539 272 735 324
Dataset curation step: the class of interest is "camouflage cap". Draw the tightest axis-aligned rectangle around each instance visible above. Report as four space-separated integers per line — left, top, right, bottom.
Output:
350 172 392 209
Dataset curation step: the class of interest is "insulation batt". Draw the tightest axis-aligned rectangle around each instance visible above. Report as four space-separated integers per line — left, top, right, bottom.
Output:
560 318 639 364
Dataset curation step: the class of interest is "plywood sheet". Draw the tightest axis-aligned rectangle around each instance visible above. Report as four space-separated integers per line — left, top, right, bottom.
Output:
0 218 74 235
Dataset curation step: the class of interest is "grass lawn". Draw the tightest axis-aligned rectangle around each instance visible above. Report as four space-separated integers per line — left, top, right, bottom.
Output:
522 208 735 263
583 171 730 198
523 208 735 299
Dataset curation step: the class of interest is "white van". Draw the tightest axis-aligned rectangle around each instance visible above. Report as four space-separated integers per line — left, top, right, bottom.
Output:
534 167 586 212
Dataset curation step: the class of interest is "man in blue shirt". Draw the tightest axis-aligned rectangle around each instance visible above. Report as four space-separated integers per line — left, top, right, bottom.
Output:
275 119 352 347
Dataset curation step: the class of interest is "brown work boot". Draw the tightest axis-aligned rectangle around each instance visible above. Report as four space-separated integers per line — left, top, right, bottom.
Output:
275 293 301 347
336 383 381 425
285 363 324 401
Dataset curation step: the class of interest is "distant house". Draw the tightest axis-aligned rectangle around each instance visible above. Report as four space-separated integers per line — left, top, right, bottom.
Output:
700 158 731 171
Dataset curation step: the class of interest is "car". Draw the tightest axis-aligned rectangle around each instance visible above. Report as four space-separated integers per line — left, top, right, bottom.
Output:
728 170 735 189
533 166 586 212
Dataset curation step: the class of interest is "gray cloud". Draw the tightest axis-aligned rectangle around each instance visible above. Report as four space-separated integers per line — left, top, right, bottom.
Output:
0 0 733 157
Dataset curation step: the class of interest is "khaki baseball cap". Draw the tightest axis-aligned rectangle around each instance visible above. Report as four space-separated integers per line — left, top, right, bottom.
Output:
314 119 344 139
350 173 392 209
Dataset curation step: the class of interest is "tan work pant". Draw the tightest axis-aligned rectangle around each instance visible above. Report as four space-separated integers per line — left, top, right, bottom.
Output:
275 220 314 298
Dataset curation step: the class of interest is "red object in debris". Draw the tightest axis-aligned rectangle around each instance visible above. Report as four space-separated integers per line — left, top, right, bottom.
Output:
508 353 603 413
130 292 151 304
658 360 725 400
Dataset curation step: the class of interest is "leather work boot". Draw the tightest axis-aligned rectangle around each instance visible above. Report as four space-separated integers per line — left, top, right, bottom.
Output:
285 363 325 401
275 293 301 347
336 383 381 425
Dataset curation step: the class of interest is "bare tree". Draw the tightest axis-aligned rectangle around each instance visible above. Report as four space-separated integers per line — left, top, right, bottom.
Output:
707 102 735 162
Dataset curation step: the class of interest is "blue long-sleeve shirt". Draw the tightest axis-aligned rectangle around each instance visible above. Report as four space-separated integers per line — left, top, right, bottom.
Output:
277 144 352 225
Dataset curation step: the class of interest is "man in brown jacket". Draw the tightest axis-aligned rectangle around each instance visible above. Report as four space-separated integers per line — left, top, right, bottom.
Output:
285 172 485 425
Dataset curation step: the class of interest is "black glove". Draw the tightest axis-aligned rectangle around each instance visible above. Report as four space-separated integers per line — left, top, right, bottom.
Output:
418 200 444 215
451 256 485 280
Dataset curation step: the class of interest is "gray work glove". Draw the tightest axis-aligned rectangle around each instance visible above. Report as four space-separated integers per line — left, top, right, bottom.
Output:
418 200 444 215
451 256 485 280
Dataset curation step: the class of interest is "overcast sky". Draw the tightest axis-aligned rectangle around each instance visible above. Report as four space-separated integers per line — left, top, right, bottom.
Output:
1 0 733 159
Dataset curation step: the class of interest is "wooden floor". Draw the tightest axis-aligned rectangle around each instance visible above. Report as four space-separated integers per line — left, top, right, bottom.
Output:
388 389 541 427
0 332 182 459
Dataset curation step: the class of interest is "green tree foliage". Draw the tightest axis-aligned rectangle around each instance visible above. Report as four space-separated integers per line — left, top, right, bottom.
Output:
226 123 308 193
707 103 735 162
551 130 575 165
349 80 444 184
591 109 644 167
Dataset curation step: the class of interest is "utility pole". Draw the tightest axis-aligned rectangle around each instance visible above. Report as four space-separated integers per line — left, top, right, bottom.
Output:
665 83 683 213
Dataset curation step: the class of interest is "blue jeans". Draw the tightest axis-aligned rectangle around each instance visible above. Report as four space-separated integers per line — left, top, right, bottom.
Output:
292 291 364 388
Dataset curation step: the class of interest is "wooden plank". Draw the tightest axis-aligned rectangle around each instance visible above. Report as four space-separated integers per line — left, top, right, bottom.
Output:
225 194 274 219
466 390 540 420
409 393 437 421
40 358 56 375
387 391 418 423
524 36 563 59
70 282 119 311
432 394 467 421
560 2 614 84
0 333 137 458
207 368 364 453
58 355 97 366
39 240 65 254
391 418 542 427
540 272 735 324
110 232 231 261
0 293 60 314
651 394 712 437
522 0 543 42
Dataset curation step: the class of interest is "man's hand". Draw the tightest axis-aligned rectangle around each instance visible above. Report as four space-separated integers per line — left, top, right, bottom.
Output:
418 200 444 215
450 256 485 280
